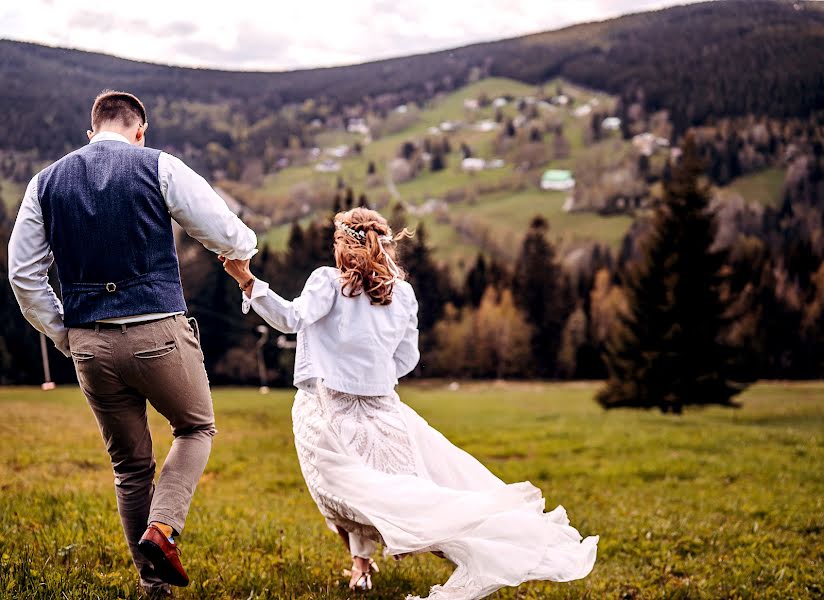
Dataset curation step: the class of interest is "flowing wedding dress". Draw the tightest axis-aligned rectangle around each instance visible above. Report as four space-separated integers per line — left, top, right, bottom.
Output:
292 383 598 600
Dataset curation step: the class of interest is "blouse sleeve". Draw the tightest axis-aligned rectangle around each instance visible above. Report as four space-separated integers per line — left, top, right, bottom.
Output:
242 267 336 334
393 287 420 378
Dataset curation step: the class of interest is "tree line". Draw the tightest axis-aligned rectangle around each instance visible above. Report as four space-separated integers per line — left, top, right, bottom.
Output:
1 133 823 415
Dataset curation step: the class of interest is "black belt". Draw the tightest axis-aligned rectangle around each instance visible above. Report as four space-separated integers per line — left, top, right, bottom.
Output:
75 315 176 330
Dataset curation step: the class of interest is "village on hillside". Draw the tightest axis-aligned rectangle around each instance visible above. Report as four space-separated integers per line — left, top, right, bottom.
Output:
212 77 776 274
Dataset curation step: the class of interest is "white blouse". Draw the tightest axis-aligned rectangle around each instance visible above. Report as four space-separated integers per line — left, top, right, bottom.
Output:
242 266 420 396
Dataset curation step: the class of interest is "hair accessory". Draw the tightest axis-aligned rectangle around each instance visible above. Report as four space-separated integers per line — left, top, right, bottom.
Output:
335 220 401 285
335 220 366 241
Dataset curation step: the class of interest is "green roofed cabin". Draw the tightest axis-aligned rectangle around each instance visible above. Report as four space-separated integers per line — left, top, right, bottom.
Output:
541 169 575 191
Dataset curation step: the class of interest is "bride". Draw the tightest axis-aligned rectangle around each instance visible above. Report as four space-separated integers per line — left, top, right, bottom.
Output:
220 207 598 599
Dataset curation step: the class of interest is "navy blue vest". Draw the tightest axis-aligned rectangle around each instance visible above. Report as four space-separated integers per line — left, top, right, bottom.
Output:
38 141 187 326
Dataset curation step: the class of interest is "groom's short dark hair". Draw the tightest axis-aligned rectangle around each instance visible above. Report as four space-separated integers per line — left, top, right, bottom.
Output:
91 90 147 130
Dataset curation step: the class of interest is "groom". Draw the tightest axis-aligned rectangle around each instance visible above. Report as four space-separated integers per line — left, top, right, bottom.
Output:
8 90 257 596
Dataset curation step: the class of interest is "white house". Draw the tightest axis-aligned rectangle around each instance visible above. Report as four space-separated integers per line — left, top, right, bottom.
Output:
473 119 498 132
573 105 592 118
601 117 622 131
347 119 369 135
315 160 341 173
541 169 575 191
461 157 486 172
632 132 671 156
325 145 349 158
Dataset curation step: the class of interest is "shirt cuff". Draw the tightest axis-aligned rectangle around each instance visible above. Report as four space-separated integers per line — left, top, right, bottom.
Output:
241 278 270 314
236 247 259 261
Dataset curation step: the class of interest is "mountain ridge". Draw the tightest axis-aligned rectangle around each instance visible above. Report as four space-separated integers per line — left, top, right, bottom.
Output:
1 0 822 158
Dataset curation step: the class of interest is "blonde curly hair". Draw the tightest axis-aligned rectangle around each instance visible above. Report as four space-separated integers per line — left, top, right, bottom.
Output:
333 207 413 305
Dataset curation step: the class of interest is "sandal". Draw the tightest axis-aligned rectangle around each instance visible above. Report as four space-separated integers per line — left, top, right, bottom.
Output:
344 559 378 591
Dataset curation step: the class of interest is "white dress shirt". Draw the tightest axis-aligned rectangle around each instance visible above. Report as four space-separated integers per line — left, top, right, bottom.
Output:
242 266 420 396
8 131 258 356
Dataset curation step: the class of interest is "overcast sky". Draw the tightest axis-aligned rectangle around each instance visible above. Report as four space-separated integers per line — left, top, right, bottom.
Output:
1 1 710 71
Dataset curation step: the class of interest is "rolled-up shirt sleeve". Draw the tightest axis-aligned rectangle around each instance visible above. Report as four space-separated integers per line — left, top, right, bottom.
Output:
8 175 70 356
242 267 337 334
393 293 420 378
159 152 257 260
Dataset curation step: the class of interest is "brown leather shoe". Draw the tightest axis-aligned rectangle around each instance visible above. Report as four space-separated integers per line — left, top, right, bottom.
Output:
138 524 189 587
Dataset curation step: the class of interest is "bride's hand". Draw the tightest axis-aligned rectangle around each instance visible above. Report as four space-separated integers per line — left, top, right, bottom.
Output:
219 256 254 287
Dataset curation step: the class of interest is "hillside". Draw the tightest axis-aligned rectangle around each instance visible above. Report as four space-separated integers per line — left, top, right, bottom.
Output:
235 76 633 271
0 0 822 159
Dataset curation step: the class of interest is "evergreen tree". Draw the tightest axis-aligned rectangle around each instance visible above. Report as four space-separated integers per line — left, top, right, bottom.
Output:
430 148 446 172
512 216 567 377
464 253 488 307
389 203 408 234
400 141 416 160
179 239 252 383
598 137 749 413
402 223 452 334
505 119 516 138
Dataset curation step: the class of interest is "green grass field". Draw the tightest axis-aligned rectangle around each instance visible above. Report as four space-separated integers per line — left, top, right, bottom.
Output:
1 382 822 599
718 168 786 208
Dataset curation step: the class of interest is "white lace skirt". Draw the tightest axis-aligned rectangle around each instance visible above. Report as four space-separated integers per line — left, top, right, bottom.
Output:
292 384 598 600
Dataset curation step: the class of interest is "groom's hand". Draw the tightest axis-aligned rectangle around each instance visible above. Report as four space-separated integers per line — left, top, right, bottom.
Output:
219 255 253 286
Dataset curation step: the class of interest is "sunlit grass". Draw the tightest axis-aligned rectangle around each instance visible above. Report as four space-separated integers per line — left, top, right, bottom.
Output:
1 382 822 598
718 168 785 208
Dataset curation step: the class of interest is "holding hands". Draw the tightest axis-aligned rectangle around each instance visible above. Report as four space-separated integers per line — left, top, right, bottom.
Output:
219 256 255 296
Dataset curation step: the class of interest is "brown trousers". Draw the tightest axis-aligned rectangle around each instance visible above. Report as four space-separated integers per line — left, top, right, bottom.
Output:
68 315 215 590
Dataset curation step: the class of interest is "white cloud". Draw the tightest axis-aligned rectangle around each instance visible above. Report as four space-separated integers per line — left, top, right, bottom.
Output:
0 1 710 70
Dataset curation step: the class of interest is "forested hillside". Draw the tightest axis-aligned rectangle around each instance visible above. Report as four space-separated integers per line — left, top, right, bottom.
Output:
1 0 822 158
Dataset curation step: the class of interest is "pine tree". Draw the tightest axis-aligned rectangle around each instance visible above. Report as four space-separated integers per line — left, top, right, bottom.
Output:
430 148 446 172
512 216 567 377
505 119 516 138
388 203 408 234
598 137 749 413
402 223 451 334
465 253 488 307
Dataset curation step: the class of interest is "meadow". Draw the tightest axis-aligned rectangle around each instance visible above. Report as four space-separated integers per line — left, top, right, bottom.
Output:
0 382 822 599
